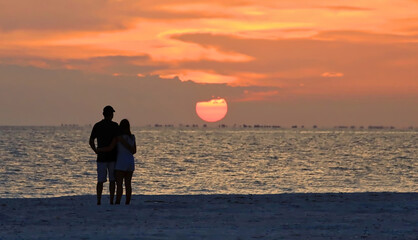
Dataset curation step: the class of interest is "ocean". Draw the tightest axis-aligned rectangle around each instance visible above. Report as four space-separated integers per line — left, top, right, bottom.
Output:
0 126 416 198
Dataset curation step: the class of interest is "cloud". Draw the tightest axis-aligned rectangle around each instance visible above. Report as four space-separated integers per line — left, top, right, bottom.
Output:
0 0 416 37
170 31 418 95
390 17 418 33
321 72 344 78
319 6 373 11
0 0 132 31
0 54 168 76
0 0 239 32
235 90 280 102
3 28 418 98
314 30 418 42
0 0 390 32
64 55 165 75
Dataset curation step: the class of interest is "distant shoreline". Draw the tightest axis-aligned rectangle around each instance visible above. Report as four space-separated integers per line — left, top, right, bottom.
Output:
0 124 417 130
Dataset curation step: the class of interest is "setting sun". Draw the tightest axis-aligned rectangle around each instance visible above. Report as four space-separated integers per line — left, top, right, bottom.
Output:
196 98 228 122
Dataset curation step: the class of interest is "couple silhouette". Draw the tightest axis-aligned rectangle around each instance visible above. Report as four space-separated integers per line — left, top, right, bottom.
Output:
89 106 137 205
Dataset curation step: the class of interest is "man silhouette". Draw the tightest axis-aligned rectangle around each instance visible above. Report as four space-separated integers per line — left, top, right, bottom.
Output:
89 105 119 205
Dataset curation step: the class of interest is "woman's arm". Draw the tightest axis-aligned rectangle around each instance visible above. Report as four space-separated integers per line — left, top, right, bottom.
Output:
131 136 137 155
97 137 117 152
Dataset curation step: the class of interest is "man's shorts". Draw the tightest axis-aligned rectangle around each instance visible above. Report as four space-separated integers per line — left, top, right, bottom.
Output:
97 161 116 183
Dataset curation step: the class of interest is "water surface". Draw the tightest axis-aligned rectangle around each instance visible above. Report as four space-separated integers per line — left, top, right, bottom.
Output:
1 126 416 198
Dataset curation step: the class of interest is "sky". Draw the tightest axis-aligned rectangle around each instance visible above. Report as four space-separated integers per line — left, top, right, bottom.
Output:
0 0 417 127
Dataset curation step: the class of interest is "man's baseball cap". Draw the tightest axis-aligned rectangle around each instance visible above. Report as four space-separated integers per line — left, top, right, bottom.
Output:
103 105 115 113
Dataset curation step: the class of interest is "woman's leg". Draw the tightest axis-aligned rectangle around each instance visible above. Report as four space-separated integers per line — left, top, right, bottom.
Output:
115 170 124 204
125 171 133 205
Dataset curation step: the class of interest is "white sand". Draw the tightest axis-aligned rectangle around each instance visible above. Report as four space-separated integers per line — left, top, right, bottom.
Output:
0 193 416 239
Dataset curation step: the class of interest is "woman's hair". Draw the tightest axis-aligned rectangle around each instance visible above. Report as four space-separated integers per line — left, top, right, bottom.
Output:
119 119 132 135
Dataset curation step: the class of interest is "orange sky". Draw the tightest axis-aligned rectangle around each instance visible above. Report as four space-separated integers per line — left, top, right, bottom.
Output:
0 0 417 126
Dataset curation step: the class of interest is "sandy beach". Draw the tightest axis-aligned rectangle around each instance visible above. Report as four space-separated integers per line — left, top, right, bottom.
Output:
0 192 416 239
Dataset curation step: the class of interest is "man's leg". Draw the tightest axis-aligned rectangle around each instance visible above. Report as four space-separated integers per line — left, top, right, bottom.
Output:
109 181 115 204
97 182 103 205
108 162 116 204
97 162 107 205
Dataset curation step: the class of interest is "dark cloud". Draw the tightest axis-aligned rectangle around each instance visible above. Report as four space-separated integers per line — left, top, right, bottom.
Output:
0 0 133 31
0 54 168 76
65 55 165 75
